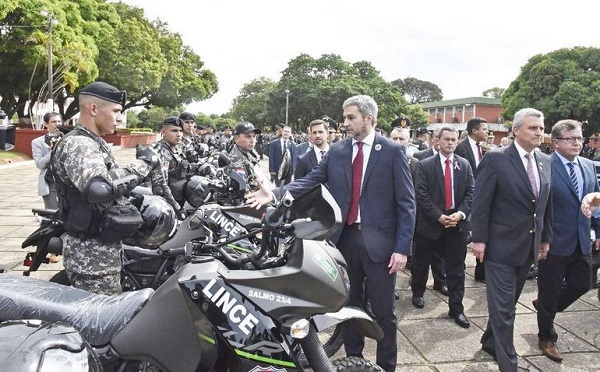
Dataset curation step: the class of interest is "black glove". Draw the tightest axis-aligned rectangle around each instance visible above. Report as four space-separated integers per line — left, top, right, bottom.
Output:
136 144 161 170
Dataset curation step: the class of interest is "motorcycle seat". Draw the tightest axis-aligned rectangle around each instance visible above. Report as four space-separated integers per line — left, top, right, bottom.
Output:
0 275 153 346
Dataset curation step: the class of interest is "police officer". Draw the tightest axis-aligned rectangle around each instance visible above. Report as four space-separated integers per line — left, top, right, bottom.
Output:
225 122 272 193
52 81 161 295
178 112 200 162
153 116 193 209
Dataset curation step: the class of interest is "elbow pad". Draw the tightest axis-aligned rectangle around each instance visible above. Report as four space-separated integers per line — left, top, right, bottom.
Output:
84 173 141 204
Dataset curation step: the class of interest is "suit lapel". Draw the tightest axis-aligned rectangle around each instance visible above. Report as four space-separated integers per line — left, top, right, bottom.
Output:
534 152 550 198
362 134 382 190
433 154 445 201
343 139 353 190
508 144 536 197
552 154 578 199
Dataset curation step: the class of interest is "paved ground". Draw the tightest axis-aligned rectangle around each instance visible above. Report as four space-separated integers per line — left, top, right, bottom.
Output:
0 145 598 371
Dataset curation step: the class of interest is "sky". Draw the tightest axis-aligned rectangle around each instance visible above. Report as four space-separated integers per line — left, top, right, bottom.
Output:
119 0 600 116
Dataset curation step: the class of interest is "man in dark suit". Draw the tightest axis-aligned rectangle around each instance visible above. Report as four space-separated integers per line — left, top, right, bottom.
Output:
455 117 488 282
410 128 448 293
412 126 474 327
294 119 329 180
247 95 415 372
534 119 600 362
471 108 552 372
268 125 295 186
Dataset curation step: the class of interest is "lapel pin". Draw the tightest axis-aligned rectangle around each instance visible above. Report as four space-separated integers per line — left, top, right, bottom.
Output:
454 161 460 171
375 144 381 151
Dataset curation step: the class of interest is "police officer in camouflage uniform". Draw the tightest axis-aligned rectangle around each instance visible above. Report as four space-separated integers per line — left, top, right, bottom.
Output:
225 122 273 193
153 116 193 208
52 81 161 295
179 112 201 162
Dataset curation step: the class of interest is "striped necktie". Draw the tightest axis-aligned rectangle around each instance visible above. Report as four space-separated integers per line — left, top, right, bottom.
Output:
567 162 579 197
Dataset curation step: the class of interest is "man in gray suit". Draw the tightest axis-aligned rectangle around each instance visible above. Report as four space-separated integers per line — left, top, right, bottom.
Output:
31 112 63 209
471 108 552 372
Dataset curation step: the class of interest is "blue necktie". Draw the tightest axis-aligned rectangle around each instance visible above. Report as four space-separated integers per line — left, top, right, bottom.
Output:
567 162 579 197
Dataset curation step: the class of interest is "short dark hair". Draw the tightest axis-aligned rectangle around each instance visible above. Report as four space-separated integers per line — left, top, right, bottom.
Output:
551 119 582 140
466 117 487 134
43 112 61 123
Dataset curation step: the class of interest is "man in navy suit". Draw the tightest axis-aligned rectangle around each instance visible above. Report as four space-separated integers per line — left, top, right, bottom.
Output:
455 117 488 282
294 119 329 179
268 125 295 186
534 119 600 362
248 95 415 372
471 108 552 372
412 126 474 327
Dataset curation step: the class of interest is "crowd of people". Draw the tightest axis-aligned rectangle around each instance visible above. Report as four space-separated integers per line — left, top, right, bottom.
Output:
31 81 600 372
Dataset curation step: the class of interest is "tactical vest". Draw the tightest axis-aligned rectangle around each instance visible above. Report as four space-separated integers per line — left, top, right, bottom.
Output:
157 141 190 203
52 127 140 242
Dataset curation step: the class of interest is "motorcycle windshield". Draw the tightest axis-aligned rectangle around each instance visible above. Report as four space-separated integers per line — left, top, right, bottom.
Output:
289 184 342 240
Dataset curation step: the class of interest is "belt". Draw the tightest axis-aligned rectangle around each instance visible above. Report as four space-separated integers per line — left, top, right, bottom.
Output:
346 223 362 230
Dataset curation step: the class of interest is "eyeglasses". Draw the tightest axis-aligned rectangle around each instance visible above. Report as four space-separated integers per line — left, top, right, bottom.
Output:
555 136 584 144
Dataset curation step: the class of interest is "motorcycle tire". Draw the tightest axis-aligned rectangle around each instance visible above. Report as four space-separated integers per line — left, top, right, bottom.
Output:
298 323 344 368
332 356 384 371
49 269 71 286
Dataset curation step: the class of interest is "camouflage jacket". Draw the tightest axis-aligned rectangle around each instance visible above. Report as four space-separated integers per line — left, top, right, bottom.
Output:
225 145 271 193
153 140 191 203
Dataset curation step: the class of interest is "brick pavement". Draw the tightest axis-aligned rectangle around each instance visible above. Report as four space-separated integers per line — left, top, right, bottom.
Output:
0 145 598 371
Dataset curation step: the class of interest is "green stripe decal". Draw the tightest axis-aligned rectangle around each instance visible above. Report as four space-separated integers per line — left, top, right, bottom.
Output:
198 332 296 368
227 244 254 253
235 349 296 367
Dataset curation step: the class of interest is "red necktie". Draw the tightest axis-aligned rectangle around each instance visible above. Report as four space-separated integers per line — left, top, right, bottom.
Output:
347 142 363 225
444 158 453 210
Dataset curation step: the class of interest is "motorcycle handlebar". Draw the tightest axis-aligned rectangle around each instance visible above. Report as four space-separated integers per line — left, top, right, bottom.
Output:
266 191 294 225
163 247 187 257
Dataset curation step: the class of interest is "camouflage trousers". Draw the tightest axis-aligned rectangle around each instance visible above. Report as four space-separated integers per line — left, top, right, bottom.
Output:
61 233 122 295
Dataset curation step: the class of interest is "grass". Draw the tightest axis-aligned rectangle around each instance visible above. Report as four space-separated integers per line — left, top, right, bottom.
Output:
0 150 30 163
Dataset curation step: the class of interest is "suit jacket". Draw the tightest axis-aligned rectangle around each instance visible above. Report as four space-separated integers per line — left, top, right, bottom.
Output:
283 134 416 262
413 148 434 161
550 153 600 256
455 137 478 175
294 149 318 179
471 144 552 266
31 135 52 196
415 154 474 240
268 138 296 174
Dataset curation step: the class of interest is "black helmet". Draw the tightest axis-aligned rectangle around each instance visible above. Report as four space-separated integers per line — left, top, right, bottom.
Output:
128 195 177 247
185 175 213 208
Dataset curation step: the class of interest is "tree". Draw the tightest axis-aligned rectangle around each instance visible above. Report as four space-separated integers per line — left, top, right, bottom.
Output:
502 47 600 135
256 53 413 133
229 77 276 128
0 0 217 123
392 77 443 104
482 87 505 98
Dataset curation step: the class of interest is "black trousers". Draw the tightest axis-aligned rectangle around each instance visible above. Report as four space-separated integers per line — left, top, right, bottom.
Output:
537 247 592 342
412 229 467 315
337 224 397 372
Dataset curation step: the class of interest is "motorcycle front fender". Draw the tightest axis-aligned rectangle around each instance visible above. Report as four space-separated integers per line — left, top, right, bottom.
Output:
312 306 384 341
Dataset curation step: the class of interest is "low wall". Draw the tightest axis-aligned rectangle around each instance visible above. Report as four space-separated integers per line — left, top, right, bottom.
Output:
14 129 157 158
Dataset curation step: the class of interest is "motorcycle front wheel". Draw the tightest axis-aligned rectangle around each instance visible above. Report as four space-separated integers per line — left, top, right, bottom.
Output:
333 356 384 371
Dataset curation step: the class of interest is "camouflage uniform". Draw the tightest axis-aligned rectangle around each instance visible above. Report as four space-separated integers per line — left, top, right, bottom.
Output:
225 144 272 193
153 139 191 207
181 133 200 162
53 125 151 295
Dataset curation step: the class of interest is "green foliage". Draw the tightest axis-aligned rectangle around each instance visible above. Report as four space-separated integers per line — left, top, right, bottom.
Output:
241 53 412 133
0 0 217 121
482 87 505 98
392 77 443 104
502 47 600 135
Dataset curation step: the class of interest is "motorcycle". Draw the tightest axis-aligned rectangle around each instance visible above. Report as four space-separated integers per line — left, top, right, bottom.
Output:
0 184 383 371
